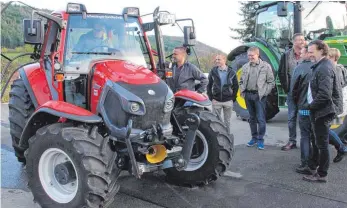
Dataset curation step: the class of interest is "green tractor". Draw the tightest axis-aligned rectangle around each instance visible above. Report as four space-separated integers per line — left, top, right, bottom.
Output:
228 1 347 138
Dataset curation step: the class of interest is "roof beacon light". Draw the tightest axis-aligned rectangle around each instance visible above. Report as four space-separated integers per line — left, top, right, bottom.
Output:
123 7 140 17
66 3 87 14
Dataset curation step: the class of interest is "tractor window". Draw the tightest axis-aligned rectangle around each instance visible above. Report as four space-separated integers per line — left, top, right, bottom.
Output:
63 14 149 74
256 3 294 52
302 2 347 38
44 21 59 55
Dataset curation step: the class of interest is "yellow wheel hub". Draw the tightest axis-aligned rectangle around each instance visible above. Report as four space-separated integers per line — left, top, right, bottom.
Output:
236 68 247 109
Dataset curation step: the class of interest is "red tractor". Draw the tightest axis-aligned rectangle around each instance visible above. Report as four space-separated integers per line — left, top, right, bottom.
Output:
1 2 234 208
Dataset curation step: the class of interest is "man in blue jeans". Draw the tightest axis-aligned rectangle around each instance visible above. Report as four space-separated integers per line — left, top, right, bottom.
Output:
291 46 315 174
239 47 275 150
279 33 306 151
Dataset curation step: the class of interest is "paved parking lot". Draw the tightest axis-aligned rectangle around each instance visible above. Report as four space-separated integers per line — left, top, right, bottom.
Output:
1 104 347 208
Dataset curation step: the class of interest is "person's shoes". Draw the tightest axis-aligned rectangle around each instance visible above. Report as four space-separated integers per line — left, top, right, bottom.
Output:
303 173 327 183
333 151 344 163
281 142 297 151
295 165 313 175
257 140 264 150
247 139 257 147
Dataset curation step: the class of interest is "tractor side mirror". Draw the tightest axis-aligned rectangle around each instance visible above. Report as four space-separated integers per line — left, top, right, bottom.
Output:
23 19 44 45
183 26 196 47
277 2 288 17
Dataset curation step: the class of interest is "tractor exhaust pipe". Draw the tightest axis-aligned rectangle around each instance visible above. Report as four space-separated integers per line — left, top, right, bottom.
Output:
146 145 167 164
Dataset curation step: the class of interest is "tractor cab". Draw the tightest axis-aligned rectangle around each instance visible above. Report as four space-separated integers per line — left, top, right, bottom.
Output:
20 4 152 109
254 1 347 62
18 3 197 109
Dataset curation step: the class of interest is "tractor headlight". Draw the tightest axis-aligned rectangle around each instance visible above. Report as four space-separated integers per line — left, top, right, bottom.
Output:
130 102 141 113
164 88 174 113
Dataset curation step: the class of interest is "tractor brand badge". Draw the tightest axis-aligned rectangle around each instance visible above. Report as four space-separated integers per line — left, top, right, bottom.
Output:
148 89 156 95
124 62 139 71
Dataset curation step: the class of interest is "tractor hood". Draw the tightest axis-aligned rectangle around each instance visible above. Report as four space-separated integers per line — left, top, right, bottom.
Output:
93 60 160 85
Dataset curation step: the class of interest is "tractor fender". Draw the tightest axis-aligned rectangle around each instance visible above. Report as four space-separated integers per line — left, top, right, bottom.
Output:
18 64 54 108
174 89 212 106
18 101 102 150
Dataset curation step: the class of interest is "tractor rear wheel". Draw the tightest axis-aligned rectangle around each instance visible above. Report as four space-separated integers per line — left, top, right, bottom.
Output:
231 52 279 121
8 78 35 163
25 123 120 208
165 109 234 187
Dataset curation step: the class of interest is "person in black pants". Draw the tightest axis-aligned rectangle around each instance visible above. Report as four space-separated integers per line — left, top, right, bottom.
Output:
303 40 343 183
291 46 314 174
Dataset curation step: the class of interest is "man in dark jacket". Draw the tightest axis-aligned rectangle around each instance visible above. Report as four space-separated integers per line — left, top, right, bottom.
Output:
207 54 239 133
291 46 315 174
303 40 341 183
167 47 208 93
279 33 306 151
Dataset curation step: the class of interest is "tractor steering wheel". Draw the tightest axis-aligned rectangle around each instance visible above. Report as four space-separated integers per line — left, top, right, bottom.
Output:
85 45 121 54
70 45 122 62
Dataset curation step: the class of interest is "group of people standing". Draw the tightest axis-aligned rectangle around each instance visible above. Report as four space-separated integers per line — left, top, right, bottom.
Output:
167 37 346 183
278 33 347 182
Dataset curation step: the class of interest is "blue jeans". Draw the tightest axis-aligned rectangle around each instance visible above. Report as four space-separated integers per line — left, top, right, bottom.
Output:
298 115 313 166
287 96 297 143
329 129 346 153
245 92 267 141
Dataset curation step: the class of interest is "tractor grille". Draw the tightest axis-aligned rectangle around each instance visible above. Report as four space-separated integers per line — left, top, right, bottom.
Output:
119 81 171 130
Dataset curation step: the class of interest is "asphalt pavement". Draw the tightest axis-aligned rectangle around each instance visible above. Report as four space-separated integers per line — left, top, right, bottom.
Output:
1 103 347 208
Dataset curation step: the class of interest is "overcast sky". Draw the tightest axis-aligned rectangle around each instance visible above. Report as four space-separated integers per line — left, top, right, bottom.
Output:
4 0 243 53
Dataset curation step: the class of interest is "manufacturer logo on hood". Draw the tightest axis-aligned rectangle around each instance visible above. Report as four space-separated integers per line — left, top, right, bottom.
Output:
148 89 156 95
123 61 139 71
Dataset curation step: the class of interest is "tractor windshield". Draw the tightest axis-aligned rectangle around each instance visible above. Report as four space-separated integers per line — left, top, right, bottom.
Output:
64 14 149 71
302 2 347 39
255 2 295 53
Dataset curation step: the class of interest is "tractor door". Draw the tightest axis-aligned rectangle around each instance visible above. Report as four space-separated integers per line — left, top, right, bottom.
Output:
41 20 61 101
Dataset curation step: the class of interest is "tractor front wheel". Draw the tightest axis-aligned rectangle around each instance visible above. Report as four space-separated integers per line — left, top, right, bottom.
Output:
165 109 234 187
25 123 120 208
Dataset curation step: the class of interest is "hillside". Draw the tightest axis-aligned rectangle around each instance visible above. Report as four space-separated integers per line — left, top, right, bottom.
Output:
1 2 52 48
147 35 225 58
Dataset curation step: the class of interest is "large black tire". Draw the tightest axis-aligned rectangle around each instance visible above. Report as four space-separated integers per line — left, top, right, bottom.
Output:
25 123 120 208
165 109 234 187
231 52 279 121
8 78 35 163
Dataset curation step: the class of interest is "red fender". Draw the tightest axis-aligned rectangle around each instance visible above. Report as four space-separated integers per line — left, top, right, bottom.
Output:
174 89 211 106
19 64 53 108
18 101 102 149
36 100 102 121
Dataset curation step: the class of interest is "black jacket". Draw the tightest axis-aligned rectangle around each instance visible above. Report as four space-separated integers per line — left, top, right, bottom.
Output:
207 66 239 102
292 60 314 110
278 50 291 93
309 57 343 120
